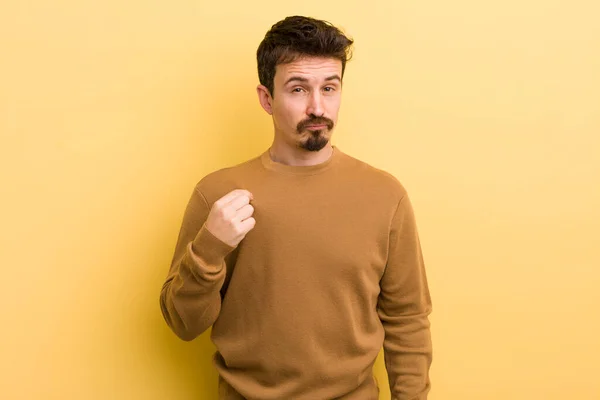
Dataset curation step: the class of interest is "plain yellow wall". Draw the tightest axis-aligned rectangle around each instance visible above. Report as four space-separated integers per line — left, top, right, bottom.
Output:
1 1 599 399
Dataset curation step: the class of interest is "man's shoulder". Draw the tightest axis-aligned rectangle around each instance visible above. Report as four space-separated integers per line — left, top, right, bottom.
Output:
192 153 262 203
341 151 408 199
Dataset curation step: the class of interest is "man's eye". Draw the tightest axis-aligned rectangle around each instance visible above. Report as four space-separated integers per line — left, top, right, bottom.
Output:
293 88 304 93
324 87 335 92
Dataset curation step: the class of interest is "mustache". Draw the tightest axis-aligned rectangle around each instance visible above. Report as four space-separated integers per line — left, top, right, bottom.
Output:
297 116 334 132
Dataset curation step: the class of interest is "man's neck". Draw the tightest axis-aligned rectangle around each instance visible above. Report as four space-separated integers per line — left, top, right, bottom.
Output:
268 144 334 167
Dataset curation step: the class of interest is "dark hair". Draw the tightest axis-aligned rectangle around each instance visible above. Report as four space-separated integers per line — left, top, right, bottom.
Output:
256 16 354 97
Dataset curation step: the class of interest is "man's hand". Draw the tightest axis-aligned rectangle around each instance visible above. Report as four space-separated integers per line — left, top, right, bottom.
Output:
205 189 256 248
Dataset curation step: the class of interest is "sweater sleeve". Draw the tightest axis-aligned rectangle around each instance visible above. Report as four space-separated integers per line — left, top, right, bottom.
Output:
377 193 433 399
159 185 237 341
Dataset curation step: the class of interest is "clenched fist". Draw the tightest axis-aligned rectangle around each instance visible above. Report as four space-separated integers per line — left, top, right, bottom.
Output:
205 189 256 248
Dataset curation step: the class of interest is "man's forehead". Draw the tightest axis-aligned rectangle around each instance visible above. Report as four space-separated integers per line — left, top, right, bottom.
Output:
276 57 342 81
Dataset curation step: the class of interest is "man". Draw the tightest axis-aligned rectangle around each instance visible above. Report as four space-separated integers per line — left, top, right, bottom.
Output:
160 15 432 400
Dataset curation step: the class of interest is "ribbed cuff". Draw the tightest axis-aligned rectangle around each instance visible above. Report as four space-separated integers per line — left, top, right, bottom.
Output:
191 223 237 268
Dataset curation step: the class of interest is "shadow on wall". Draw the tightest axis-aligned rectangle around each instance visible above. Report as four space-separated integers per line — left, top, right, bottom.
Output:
144 54 269 398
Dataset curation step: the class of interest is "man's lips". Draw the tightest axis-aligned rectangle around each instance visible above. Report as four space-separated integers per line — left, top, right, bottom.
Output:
305 124 327 129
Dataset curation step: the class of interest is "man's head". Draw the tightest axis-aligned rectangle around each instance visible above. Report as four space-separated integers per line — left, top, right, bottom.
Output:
256 16 354 152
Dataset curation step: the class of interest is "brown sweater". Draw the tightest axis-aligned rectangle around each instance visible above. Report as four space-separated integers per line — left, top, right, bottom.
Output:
160 145 432 400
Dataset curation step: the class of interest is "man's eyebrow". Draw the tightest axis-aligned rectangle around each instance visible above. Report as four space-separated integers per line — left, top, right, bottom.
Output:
283 74 342 85
284 76 309 85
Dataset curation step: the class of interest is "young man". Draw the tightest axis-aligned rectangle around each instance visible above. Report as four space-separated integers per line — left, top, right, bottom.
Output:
160 15 433 400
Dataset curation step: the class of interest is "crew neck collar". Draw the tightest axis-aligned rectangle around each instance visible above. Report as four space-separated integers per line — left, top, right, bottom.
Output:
260 145 341 176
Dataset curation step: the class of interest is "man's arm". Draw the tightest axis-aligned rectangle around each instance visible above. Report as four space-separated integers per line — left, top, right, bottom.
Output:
377 193 433 399
159 185 236 341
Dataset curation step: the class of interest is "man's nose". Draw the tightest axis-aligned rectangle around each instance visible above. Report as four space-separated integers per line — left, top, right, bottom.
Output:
306 92 324 117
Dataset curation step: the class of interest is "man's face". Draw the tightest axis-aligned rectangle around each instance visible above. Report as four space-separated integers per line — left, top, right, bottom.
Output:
258 56 343 152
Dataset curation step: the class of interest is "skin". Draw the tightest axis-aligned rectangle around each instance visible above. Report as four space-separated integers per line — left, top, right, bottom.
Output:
256 56 343 166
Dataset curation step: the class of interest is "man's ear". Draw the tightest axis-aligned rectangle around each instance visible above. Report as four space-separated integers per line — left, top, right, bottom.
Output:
256 84 273 115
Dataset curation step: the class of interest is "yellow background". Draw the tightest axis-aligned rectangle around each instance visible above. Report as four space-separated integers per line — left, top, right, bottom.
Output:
1 1 599 399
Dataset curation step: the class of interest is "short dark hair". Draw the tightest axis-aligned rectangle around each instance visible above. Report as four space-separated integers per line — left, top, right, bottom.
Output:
256 16 354 97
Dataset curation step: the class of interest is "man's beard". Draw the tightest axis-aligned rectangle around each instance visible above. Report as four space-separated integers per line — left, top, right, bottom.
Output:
296 116 334 152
